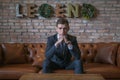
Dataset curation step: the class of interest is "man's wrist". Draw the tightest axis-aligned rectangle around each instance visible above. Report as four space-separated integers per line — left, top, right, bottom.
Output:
67 44 73 50
55 42 59 48
65 41 71 45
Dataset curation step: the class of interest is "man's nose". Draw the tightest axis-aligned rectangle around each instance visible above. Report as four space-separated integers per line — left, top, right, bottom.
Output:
61 29 65 32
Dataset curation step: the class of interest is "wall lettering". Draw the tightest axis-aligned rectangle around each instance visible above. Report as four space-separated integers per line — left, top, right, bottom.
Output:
16 3 96 19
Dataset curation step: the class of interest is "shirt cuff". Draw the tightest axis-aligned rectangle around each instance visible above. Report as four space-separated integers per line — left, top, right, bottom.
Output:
68 44 73 50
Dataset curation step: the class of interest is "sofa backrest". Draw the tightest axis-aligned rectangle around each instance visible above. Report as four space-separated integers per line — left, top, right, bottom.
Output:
27 43 119 66
117 45 120 67
24 43 46 67
0 44 3 65
79 43 119 65
78 43 98 63
0 43 120 67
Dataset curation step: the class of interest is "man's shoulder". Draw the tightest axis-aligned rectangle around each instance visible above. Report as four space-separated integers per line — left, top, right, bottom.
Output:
47 34 57 39
67 34 76 39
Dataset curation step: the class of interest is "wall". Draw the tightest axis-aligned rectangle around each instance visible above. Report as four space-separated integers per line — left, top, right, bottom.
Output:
0 0 120 43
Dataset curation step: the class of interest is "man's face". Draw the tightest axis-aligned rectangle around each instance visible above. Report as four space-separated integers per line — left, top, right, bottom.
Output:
56 24 69 36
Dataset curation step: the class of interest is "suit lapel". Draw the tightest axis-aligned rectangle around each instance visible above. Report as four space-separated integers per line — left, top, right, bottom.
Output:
53 34 58 43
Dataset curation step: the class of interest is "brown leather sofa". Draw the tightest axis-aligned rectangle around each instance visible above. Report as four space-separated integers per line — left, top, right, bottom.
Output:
0 42 120 80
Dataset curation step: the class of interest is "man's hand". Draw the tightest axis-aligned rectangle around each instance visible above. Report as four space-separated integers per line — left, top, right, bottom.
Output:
63 36 73 50
55 35 72 49
63 36 71 45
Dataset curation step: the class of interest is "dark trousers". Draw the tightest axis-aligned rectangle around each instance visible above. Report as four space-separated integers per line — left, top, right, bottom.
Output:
42 59 84 74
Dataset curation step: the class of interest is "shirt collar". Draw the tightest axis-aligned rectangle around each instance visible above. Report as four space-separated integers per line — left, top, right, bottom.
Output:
57 34 68 40
57 34 60 39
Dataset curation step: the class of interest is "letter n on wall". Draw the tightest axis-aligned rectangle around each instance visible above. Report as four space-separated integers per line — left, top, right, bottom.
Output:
67 3 80 18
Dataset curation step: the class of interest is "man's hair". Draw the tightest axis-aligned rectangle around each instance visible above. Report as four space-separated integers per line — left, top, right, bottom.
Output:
56 18 69 27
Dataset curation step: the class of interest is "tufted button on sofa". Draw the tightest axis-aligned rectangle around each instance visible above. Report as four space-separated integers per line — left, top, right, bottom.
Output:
0 42 120 80
78 43 98 63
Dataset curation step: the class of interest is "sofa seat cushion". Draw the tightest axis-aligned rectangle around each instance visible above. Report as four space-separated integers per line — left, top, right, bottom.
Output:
84 63 120 79
42 63 120 79
0 64 37 79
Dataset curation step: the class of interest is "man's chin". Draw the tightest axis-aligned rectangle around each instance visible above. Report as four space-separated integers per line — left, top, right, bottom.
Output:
59 34 64 36
60 34 67 36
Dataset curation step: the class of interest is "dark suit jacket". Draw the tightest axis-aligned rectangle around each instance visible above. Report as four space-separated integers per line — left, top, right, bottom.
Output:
45 34 81 67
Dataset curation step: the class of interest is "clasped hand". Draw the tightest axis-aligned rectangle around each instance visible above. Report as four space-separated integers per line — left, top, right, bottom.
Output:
55 36 71 47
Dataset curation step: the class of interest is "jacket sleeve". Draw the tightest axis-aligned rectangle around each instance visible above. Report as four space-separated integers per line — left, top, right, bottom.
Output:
45 37 57 59
69 37 81 60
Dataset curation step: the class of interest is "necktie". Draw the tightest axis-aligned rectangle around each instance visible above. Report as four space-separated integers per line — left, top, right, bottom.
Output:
60 42 65 56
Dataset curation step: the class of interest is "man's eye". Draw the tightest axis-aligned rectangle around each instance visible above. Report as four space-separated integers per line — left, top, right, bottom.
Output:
58 28 67 30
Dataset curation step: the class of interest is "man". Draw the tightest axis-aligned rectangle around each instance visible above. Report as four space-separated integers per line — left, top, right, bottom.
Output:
42 18 83 74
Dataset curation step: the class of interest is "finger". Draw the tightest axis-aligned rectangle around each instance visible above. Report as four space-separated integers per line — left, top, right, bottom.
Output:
63 36 67 42
66 41 71 44
58 38 63 43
